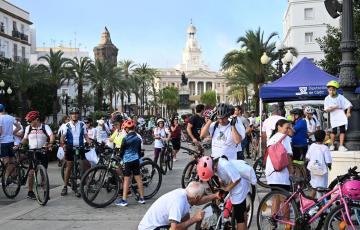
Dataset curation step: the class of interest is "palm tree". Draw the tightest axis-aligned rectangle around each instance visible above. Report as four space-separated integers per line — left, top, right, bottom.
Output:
222 28 278 113
68 57 92 116
118 59 136 111
89 60 110 110
38 49 71 123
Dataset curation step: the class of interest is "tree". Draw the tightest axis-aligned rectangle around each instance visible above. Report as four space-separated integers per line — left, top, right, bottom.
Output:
68 57 92 116
160 86 179 115
200 90 217 108
118 59 136 111
222 28 278 113
38 49 71 124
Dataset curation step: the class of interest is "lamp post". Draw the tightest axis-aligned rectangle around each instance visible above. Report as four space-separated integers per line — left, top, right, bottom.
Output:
325 0 360 150
61 93 70 115
0 80 13 104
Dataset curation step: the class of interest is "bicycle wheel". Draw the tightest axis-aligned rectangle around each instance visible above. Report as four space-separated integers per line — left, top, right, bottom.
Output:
141 157 153 162
159 151 167 175
1 162 22 199
34 164 49 206
80 165 120 208
246 192 254 228
181 160 198 188
195 203 221 230
140 160 162 199
292 163 310 190
253 158 270 188
324 203 360 230
257 189 299 230
167 149 173 171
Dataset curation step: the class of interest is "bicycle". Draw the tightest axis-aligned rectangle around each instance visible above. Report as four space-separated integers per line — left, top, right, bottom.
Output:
159 141 173 175
2 147 50 205
195 177 255 229
180 145 204 188
256 175 360 230
80 148 162 208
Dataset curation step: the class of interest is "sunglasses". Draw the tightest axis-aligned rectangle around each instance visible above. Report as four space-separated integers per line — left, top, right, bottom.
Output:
85 122 90 124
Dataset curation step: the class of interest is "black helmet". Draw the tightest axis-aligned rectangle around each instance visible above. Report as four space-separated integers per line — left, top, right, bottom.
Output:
112 113 123 123
69 107 80 114
290 108 304 116
216 103 231 118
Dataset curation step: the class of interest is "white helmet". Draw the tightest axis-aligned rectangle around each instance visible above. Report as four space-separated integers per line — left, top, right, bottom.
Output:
156 118 165 124
304 106 314 114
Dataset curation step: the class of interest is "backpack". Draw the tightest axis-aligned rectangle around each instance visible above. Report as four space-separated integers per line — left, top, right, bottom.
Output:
265 134 289 172
27 124 50 141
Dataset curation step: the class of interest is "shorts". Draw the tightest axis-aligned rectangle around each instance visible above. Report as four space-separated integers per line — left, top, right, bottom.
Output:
65 146 85 161
171 138 181 150
292 145 308 161
232 199 247 223
124 159 140 177
0 142 15 158
269 184 291 192
331 125 346 135
28 151 49 169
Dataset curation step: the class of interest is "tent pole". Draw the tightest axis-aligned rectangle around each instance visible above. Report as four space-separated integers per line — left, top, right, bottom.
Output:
259 98 263 156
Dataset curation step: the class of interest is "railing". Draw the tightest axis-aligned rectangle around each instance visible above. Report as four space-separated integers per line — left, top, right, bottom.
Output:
20 33 28 42
12 30 20 38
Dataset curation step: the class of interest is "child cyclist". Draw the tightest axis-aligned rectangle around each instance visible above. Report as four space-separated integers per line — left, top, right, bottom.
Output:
324 80 352 151
197 155 253 230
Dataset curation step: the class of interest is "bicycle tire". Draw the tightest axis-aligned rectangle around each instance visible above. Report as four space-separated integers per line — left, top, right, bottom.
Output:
167 149 173 171
141 160 162 199
159 150 167 175
324 203 360 229
195 203 221 230
257 189 299 230
253 157 270 189
1 162 22 199
181 160 198 188
142 157 153 162
246 192 254 228
34 164 49 206
80 165 120 208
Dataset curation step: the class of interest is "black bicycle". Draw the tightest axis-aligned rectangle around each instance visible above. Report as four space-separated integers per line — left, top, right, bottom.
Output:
80 149 162 208
180 146 204 188
2 147 50 205
159 141 174 175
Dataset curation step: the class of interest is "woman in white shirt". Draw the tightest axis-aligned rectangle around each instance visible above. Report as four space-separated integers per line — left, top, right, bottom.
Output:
153 118 169 165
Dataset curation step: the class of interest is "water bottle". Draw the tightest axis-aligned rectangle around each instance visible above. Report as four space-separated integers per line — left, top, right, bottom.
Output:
308 205 319 216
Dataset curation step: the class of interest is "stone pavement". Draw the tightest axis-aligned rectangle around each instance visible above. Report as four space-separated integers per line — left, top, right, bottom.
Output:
0 144 269 230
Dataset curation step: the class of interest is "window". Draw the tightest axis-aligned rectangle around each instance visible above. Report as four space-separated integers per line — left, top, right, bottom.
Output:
21 47 25 59
61 88 69 96
304 8 314 20
13 21 17 31
305 32 314 43
13 44 17 59
21 24 25 33
4 17 8 34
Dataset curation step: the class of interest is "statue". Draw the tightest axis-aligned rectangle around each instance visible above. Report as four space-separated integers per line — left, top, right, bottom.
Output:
181 72 188 86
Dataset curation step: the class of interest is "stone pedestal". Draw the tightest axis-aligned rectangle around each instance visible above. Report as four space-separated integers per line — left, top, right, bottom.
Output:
328 151 360 184
178 86 191 114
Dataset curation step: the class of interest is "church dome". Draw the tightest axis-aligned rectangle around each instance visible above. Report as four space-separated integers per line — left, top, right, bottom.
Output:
187 24 197 34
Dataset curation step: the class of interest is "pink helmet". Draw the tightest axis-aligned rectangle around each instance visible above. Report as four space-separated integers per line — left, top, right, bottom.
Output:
342 180 360 200
203 109 213 118
197 156 214 182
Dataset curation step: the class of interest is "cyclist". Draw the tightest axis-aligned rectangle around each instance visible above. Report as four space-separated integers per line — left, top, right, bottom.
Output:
95 118 108 143
153 118 169 165
304 106 320 145
13 116 23 148
109 114 125 148
261 104 285 150
187 104 205 146
115 119 145 206
169 116 181 162
234 106 252 159
84 117 96 140
60 107 92 197
200 103 245 160
289 108 308 161
197 156 253 230
138 181 219 230
21 111 55 200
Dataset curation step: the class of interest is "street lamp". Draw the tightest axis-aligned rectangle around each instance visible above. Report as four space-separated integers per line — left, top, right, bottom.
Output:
0 80 12 95
61 93 70 115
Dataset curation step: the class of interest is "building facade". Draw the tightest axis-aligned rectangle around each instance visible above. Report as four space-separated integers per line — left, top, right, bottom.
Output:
283 0 339 63
156 23 228 104
0 0 32 61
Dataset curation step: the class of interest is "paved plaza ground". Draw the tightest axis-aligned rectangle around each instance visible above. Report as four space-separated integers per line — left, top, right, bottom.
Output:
0 143 267 230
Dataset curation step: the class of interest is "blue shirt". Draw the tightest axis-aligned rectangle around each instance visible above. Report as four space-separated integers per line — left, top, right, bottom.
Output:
121 132 142 163
292 119 308 146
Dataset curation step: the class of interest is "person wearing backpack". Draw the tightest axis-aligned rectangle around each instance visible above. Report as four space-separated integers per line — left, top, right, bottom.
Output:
21 111 55 200
265 119 294 191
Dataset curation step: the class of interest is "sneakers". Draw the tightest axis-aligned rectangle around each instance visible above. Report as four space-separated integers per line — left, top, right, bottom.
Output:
138 198 146 204
27 191 36 200
114 199 128 207
329 145 335 151
61 186 68 196
338 145 348 152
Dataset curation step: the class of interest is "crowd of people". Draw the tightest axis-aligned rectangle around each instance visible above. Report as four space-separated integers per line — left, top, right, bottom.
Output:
0 79 354 229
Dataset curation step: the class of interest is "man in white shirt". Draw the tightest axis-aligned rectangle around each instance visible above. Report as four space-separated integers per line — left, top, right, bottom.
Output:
234 106 252 159
0 104 21 164
138 181 219 230
201 103 245 160
21 111 55 200
261 104 285 149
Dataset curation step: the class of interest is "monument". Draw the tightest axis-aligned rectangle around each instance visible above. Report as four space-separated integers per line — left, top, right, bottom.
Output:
178 72 191 114
93 27 118 65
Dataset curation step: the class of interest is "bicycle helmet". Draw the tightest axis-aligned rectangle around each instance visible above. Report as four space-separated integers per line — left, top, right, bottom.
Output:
342 180 360 200
304 106 315 114
197 156 214 182
69 107 80 114
123 119 135 129
25 111 40 122
216 103 231 118
157 118 165 125
111 113 123 123
290 108 304 117
326 80 340 89
203 109 213 118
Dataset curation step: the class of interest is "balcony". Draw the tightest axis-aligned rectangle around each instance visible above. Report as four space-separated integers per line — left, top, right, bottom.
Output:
12 30 20 38
0 25 4 33
20 33 28 42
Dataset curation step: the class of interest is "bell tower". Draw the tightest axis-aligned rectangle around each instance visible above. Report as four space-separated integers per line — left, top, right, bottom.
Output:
93 27 118 64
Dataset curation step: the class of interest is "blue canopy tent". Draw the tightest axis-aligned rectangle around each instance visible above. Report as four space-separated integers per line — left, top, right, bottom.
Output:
260 57 340 102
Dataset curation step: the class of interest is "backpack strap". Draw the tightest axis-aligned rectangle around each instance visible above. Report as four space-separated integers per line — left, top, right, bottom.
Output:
278 134 287 143
27 124 50 141
211 121 219 138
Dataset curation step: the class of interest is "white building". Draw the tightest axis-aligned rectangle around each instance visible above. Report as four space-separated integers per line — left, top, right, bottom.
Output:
283 0 340 63
0 0 32 61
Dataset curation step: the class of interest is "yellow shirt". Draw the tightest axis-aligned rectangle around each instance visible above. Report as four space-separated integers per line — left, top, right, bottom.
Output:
110 129 125 148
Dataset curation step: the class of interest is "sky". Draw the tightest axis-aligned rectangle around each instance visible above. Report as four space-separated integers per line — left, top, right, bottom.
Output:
10 0 287 71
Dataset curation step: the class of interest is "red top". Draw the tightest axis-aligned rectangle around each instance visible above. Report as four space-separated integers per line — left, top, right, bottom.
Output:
170 125 181 139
